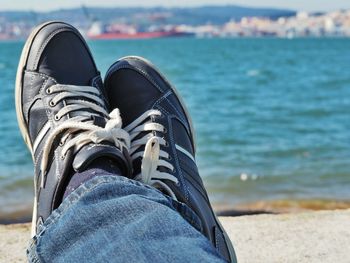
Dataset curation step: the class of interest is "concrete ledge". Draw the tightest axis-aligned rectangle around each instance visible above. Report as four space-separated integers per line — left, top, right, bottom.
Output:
0 223 30 263
1 209 349 262
222 209 350 263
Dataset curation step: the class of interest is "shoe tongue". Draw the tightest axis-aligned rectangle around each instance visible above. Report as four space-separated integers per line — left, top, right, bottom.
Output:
72 143 132 177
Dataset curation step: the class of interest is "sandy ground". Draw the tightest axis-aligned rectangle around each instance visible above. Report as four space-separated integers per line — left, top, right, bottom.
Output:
1 209 349 262
0 223 30 262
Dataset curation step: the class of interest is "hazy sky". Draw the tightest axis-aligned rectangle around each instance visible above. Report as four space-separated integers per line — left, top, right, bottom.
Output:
0 0 349 12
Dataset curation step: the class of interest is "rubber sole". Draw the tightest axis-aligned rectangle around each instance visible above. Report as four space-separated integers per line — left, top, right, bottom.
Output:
15 21 63 237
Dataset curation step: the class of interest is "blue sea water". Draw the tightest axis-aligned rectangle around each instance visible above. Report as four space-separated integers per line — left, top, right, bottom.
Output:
0 38 350 218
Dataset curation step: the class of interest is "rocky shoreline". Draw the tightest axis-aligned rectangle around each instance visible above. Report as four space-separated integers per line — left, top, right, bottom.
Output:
1 209 349 262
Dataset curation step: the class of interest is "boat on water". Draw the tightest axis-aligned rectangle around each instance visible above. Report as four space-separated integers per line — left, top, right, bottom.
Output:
87 22 195 40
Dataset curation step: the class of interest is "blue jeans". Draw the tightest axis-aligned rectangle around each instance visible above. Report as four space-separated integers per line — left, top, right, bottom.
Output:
27 175 226 262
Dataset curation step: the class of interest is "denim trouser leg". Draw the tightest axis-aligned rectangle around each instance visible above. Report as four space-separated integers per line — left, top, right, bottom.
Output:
27 175 226 263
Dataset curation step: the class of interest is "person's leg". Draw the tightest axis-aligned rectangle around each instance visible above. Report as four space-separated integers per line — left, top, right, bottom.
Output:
16 22 228 263
27 174 226 263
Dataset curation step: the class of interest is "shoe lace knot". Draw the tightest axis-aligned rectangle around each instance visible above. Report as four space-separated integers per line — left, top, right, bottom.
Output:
40 84 130 188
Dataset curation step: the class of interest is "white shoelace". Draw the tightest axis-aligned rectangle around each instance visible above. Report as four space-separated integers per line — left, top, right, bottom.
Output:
40 84 130 188
125 110 178 199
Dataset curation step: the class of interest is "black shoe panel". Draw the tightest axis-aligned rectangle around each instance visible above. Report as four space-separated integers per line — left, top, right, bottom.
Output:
18 22 102 226
105 56 236 262
105 67 161 126
37 31 97 85
16 22 131 235
25 22 97 75
155 95 194 159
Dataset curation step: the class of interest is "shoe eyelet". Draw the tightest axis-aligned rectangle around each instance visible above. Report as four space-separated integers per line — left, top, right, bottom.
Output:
59 141 64 147
172 169 176 174
54 114 60 121
163 128 168 134
167 155 172 161
46 88 52 94
164 141 169 147
60 155 65 160
49 100 55 107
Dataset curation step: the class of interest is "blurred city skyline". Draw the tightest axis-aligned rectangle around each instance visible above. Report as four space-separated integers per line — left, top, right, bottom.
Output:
0 0 350 12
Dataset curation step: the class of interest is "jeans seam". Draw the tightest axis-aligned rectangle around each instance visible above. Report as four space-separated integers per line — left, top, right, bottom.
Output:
167 197 203 232
27 237 43 263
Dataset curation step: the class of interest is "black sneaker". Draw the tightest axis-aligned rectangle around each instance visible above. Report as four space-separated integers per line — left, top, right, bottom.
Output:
104 56 236 262
15 21 131 236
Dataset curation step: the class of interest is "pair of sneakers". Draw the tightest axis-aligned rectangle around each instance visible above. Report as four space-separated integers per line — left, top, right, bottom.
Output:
16 21 235 262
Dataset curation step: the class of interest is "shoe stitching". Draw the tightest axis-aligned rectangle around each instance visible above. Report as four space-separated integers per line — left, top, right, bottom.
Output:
183 174 210 204
164 95 189 127
148 103 193 202
152 90 171 108
91 75 101 88
215 228 220 251
25 70 57 85
24 71 47 122
153 92 191 136
107 61 168 93
178 156 198 176
33 27 73 69
161 109 190 202
34 149 43 177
